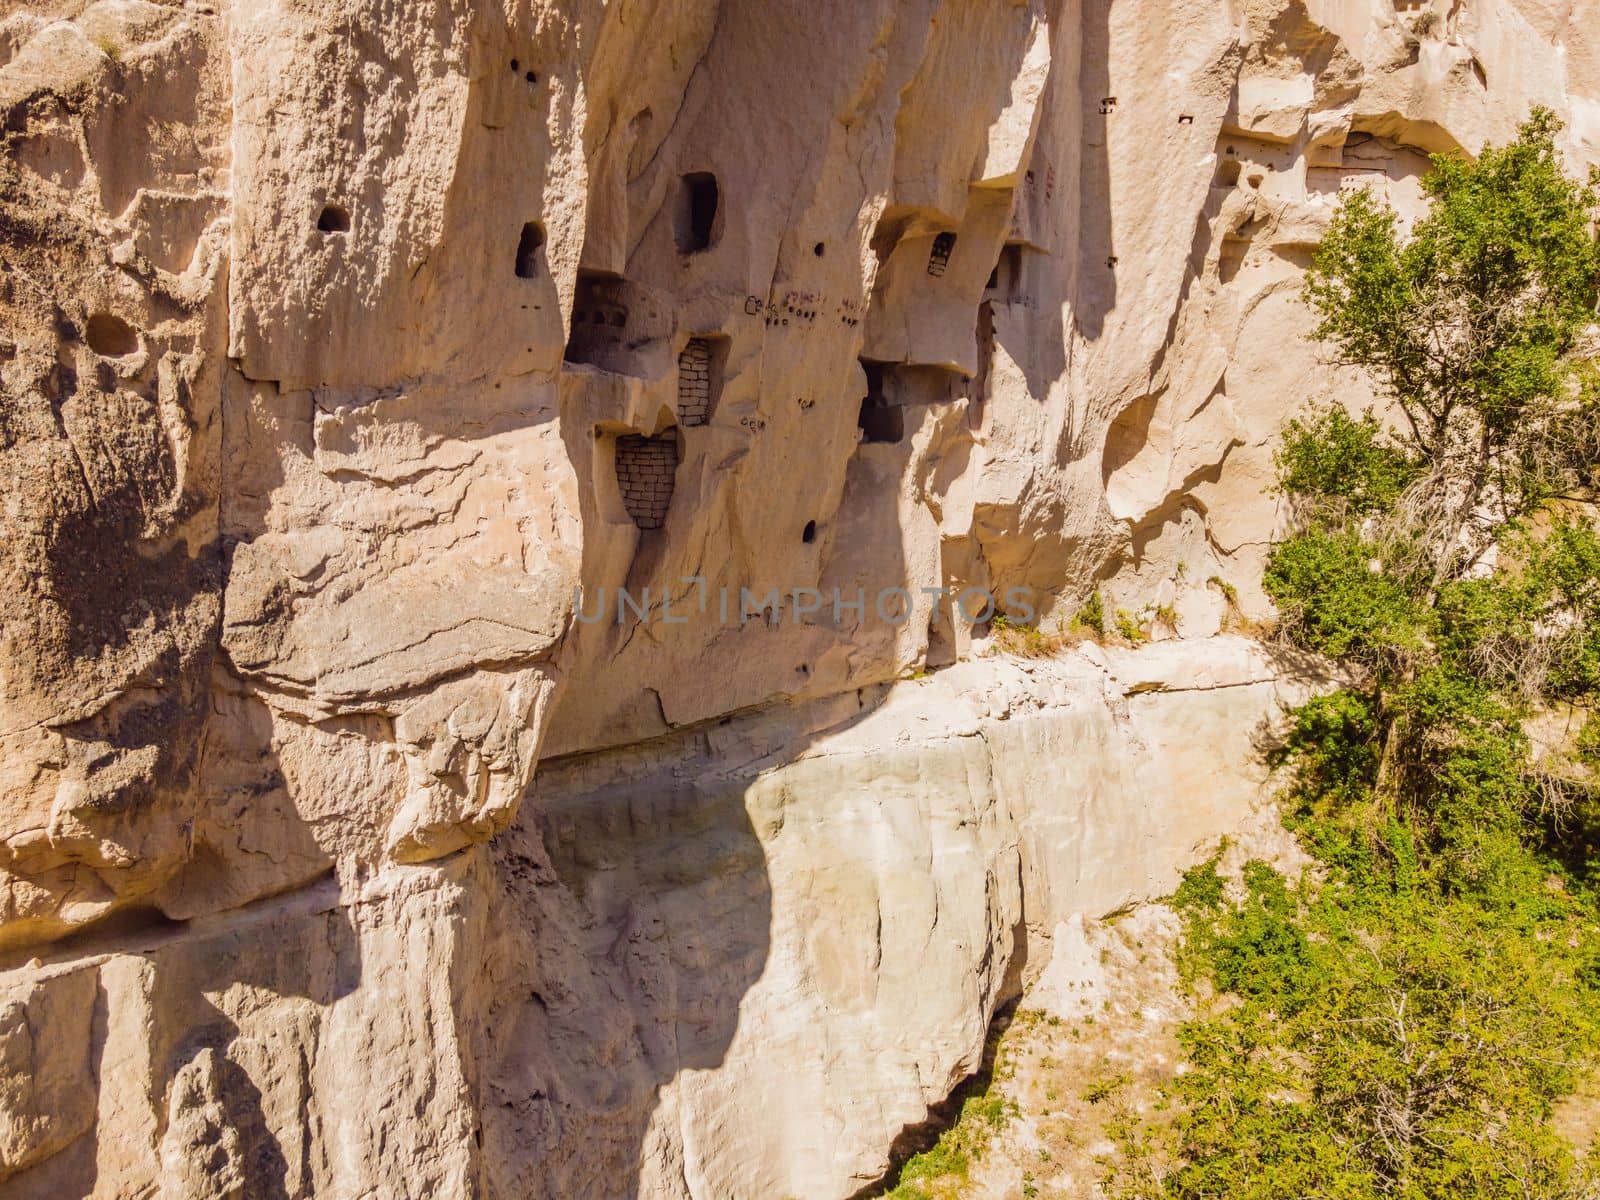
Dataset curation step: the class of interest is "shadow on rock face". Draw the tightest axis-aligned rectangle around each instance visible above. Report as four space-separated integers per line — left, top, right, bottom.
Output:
0 311 224 944
0 769 364 1200
478 757 777 1199
159 1034 294 1200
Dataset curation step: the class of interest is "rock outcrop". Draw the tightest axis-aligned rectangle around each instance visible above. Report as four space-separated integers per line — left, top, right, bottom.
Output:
0 0 1595 1195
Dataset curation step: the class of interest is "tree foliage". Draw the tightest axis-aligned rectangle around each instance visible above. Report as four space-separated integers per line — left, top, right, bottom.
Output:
1115 113 1600 1199
1277 108 1600 828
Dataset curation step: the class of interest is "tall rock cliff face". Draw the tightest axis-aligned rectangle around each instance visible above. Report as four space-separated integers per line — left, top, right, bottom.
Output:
0 0 1595 1195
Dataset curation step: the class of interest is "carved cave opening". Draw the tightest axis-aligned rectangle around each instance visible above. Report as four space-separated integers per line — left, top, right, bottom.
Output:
565 272 629 366
677 172 720 253
515 222 545 279
986 243 1024 300
858 360 903 444
85 312 138 358
316 204 350 233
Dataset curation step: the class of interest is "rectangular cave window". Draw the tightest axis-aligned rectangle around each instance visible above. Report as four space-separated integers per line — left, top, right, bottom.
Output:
677 172 719 253
564 272 628 366
857 360 903 444
677 336 725 427
927 232 956 277
615 432 679 530
515 221 544 279
986 243 1024 299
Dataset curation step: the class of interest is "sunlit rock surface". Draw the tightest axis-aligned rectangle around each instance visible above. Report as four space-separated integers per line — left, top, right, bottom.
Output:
0 0 1593 1194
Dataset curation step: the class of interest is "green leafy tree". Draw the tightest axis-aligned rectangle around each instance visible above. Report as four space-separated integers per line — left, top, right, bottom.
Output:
1281 108 1600 821
1114 113 1600 1200
1303 108 1600 590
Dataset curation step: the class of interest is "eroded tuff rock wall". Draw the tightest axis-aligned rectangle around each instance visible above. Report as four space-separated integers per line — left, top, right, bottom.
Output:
0 0 1596 1195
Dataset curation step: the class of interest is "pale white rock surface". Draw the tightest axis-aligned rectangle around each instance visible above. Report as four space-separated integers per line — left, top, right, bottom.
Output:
0 0 1594 1195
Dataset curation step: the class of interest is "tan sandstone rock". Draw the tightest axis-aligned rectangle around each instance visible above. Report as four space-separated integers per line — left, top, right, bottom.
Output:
0 0 1595 1195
